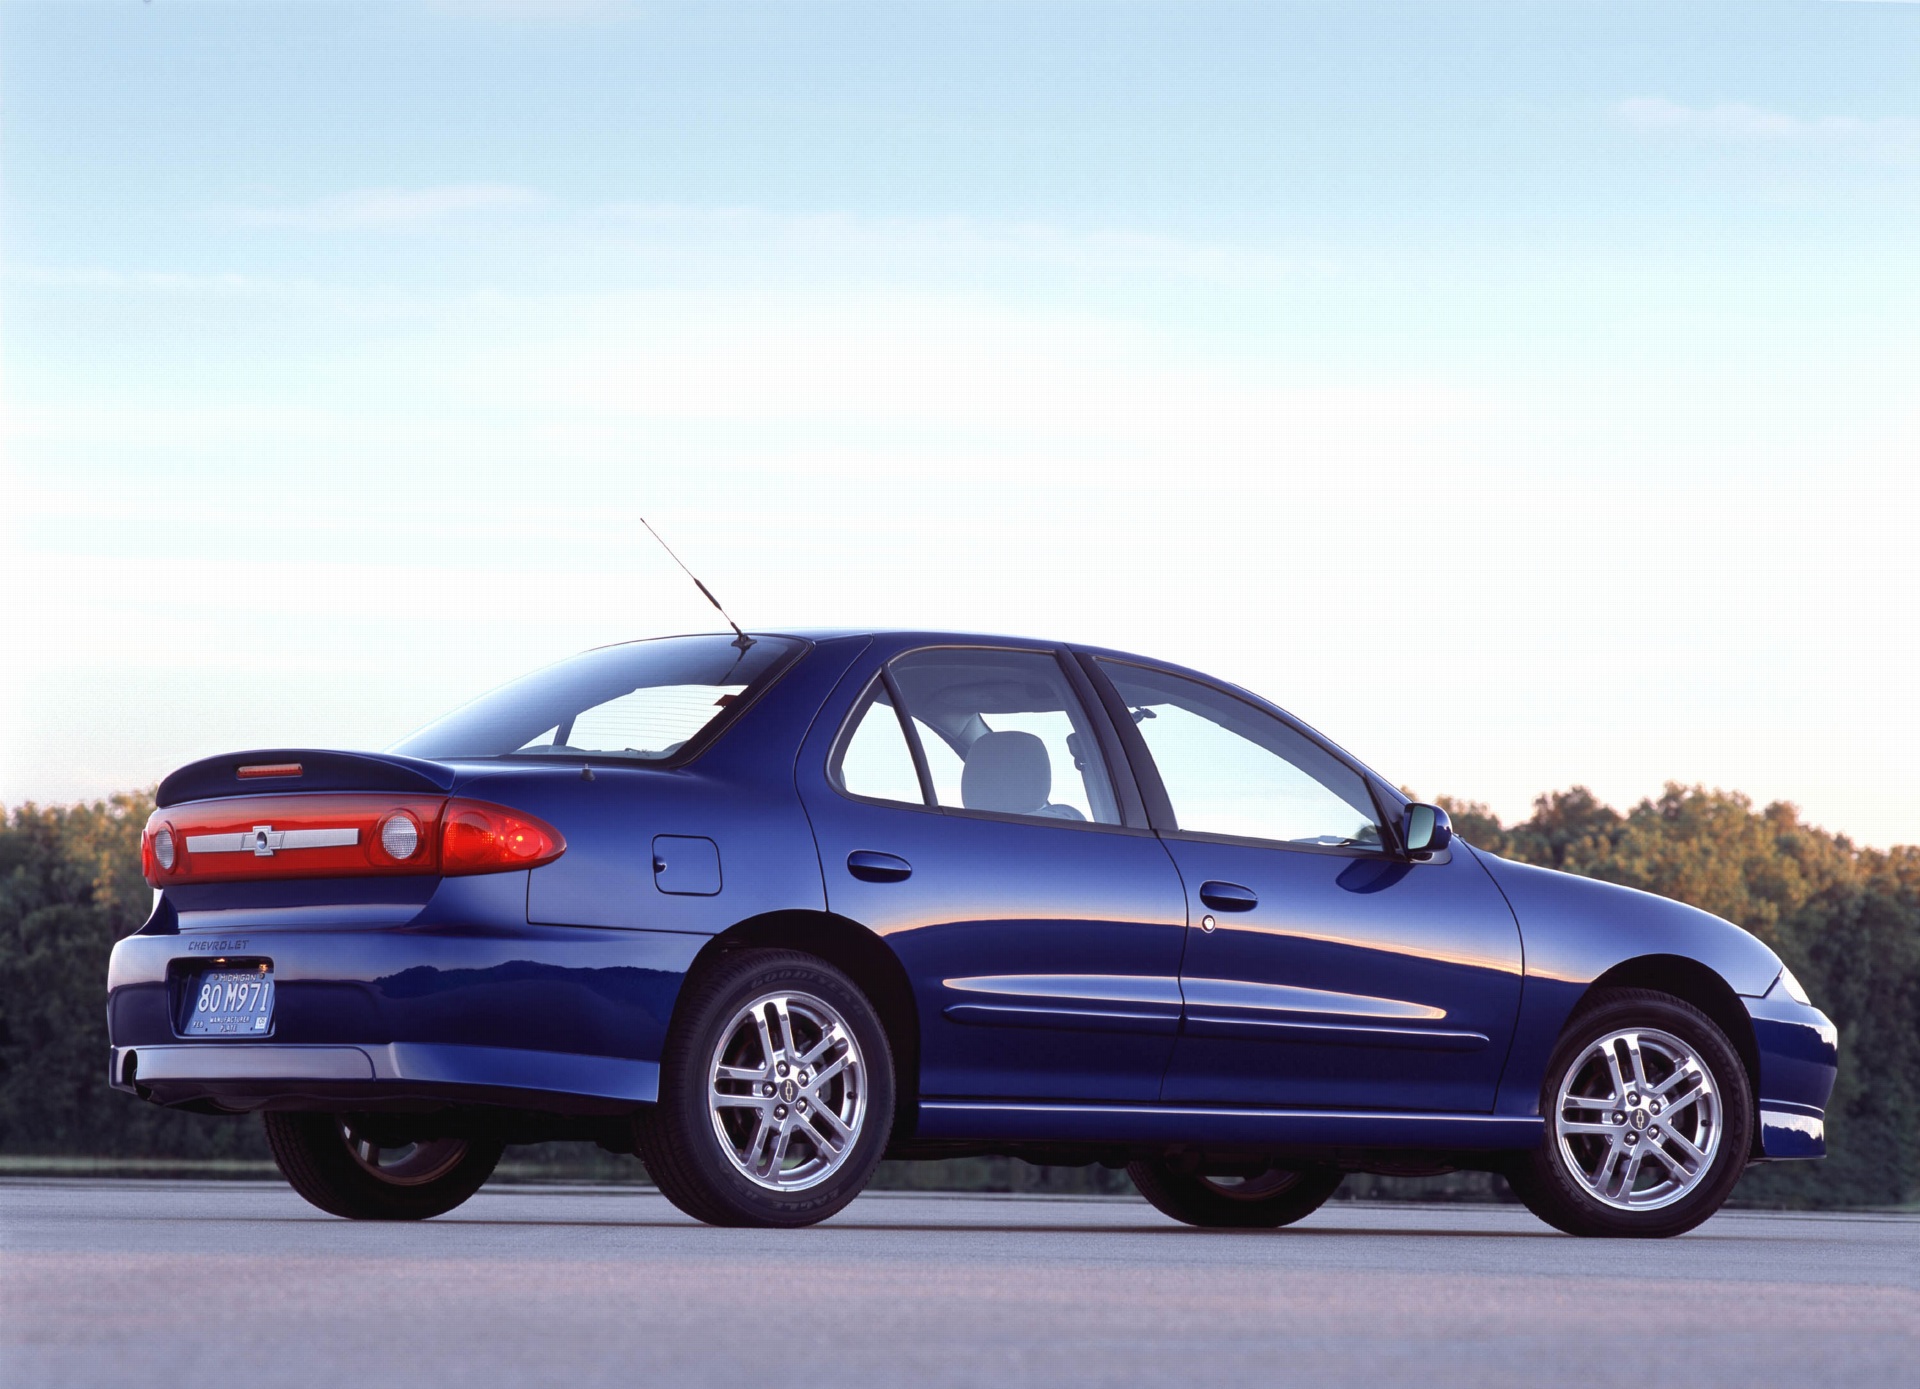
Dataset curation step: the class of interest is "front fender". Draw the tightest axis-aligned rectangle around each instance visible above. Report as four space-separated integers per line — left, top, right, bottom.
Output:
1476 851 1785 1118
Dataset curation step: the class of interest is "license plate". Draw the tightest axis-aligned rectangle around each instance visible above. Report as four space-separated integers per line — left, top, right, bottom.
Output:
184 966 275 1037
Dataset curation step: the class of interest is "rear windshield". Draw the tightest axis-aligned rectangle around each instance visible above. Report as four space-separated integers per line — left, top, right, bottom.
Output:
391 635 804 763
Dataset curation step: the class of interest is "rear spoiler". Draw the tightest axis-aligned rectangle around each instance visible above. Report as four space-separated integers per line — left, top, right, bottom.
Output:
156 749 458 808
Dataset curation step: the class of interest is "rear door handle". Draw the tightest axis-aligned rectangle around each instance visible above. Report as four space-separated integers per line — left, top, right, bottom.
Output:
847 850 913 884
1198 880 1258 912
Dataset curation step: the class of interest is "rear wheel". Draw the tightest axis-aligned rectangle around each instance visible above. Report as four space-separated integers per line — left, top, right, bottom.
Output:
1127 1158 1344 1229
1508 988 1752 1238
640 949 895 1228
262 1112 502 1220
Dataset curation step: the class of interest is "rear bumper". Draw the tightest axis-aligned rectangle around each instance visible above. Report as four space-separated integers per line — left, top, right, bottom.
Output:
110 1041 660 1114
106 918 705 1114
1744 985 1840 1161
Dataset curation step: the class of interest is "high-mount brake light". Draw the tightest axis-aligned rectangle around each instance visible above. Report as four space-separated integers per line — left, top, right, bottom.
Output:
440 800 566 875
237 763 303 780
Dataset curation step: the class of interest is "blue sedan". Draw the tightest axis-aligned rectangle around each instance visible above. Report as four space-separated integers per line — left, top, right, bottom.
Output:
108 631 1837 1235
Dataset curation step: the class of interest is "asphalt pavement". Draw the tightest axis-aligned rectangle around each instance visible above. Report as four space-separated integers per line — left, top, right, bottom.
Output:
3 1179 1915 1387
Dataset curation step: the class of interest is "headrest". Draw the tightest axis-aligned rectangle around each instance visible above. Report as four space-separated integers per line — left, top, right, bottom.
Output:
960 730 1052 815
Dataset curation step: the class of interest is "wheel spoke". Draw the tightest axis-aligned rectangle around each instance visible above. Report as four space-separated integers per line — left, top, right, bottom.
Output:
1660 1125 1707 1167
1618 1149 1646 1197
751 1010 778 1070
1653 1061 1702 1098
768 1126 794 1175
773 1003 802 1063
1601 1044 1629 1100
1657 1086 1704 1121
799 1025 843 1067
1585 1140 1625 1198
742 1115 774 1173
715 1064 767 1085
809 1054 851 1090
1563 1092 1620 1110
712 1092 769 1110
811 1104 854 1141
1645 1142 1692 1181
1623 1036 1652 1091
1559 1120 1618 1136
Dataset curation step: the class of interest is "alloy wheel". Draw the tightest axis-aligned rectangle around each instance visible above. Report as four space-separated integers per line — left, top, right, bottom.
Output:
1552 1026 1723 1211
341 1123 472 1187
706 990 867 1192
1195 1169 1308 1202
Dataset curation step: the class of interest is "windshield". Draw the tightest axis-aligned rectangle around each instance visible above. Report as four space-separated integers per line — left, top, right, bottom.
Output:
391 635 804 763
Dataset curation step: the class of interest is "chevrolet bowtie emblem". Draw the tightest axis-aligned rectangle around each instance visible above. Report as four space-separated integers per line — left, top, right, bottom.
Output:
252 825 282 857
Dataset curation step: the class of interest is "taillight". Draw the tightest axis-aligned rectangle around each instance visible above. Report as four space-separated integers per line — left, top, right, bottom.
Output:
140 795 564 885
140 821 178 886
439 800 566 875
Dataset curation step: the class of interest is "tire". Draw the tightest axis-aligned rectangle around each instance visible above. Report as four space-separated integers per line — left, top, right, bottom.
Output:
640 948 895 1228
262 1112 503 1220
1127 1158 1344 1229
1508 987 1753 1238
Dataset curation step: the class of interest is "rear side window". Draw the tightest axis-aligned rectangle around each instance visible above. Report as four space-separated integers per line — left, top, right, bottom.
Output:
831 681 926 804
393 635 803 763
886 648 1123 826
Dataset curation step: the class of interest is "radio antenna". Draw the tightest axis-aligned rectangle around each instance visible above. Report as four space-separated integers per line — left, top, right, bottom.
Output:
641 518 754 651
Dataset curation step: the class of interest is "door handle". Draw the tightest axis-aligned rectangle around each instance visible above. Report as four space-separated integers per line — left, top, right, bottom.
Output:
846 850 913 884
1198 880 1258 912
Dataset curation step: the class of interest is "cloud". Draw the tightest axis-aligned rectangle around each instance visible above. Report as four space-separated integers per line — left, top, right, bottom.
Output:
1616 98 1920 163
238 184 549 229
601 203 1298 286
220 188 1297 286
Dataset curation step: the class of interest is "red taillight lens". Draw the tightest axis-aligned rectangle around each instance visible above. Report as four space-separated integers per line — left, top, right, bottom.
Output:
140 821 178 887
439 800 566 875
139 795 563 884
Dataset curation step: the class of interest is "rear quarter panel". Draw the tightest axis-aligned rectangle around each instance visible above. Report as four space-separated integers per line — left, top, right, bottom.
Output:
494 635 870 934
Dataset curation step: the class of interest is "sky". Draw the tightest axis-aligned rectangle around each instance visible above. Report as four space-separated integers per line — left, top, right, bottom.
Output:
3 0 1917 848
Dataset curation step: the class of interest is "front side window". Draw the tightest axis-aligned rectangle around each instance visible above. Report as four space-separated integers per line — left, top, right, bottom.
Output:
393 635 803 763
1098 661 1383 850
833 648 1123 825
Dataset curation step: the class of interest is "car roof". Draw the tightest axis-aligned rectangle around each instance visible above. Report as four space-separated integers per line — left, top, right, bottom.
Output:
595 629 1409 806
651 627 1173 666
610 626 1119 649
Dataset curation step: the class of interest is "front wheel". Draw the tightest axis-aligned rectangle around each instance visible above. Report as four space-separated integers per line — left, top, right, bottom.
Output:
262 1112 502 1219
1508 988 1753 1238
640 948 895 1228
1127 1159 1344 1228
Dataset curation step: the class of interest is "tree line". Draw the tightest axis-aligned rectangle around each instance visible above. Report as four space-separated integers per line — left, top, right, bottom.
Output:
1 785 1912 1205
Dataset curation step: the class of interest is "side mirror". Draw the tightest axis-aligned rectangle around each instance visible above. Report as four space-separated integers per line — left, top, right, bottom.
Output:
1403 802 1453 857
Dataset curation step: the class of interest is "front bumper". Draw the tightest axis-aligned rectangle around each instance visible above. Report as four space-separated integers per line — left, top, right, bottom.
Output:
107 916 705 1115
1744 983 1840 1161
